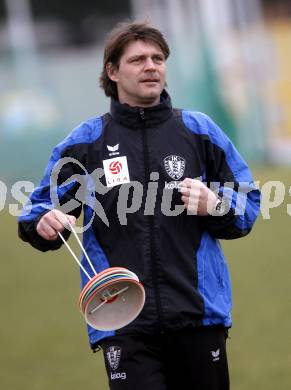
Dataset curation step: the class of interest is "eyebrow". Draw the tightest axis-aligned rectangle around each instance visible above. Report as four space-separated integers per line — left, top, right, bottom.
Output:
127 53 165 61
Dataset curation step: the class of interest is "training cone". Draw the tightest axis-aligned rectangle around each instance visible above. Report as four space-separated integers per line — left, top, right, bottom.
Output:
79 268 145 331
58 223 145 332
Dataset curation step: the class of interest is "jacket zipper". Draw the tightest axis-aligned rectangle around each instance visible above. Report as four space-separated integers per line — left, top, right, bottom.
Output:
139 108 164 333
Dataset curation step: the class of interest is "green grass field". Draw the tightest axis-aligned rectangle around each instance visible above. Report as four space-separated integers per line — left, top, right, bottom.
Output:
1 166 290 390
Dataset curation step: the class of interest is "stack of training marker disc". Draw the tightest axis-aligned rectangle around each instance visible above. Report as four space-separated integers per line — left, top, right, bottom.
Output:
58 222 145 331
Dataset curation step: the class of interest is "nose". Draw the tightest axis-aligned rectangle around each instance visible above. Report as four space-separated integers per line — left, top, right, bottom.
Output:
143 57 156 71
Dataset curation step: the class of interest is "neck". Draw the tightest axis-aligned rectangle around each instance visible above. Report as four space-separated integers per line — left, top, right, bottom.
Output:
118 95 160 108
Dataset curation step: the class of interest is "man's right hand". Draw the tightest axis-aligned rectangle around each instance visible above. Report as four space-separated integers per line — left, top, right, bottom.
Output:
36 210 76 241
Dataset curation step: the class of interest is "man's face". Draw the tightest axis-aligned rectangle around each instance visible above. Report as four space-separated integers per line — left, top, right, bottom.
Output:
107 40 166 107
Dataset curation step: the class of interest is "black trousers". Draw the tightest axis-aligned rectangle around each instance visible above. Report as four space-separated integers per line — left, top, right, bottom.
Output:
99 327 229 390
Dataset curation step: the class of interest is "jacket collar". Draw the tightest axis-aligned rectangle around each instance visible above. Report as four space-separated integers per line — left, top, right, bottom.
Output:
110 90 173 129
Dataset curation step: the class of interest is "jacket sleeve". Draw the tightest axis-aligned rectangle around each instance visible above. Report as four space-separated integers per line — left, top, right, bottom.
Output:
185 111 261 240
18 142 84 252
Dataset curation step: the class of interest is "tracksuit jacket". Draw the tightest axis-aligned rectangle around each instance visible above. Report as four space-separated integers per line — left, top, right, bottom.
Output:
18 90 260 350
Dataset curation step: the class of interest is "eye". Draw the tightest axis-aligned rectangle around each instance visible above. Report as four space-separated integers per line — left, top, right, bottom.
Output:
153 55 164 64
130 57 141 64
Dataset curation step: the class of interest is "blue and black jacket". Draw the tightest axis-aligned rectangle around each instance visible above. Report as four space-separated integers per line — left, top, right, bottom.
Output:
18 90 260 350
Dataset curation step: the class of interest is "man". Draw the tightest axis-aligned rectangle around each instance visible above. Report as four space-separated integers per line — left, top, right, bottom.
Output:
18 22 260 389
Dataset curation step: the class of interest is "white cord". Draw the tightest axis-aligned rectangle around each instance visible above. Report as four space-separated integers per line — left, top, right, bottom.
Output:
58 232 91 280
66 221 97 276
52 210 96 279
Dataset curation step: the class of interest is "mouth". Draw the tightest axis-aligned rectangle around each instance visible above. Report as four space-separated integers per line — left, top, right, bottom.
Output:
140 79 160 83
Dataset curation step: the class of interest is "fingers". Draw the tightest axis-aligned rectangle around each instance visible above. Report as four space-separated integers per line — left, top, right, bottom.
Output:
179 179 204 203
37 222 59 241
179 184 201 201
67 214 77 227
51 209 76 229
179 178 217 215
36 210 76 241
179 178 198 188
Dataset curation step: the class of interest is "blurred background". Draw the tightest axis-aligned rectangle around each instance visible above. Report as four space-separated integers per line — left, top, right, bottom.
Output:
0 1 290 389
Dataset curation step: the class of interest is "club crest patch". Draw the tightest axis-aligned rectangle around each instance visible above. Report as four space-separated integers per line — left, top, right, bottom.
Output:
106 346 122 371
164 155 186 180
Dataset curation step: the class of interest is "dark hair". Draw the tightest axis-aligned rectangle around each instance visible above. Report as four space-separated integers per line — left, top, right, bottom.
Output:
99 21 170 100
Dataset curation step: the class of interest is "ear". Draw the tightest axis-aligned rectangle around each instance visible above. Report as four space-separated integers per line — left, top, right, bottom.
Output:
106 62 119 82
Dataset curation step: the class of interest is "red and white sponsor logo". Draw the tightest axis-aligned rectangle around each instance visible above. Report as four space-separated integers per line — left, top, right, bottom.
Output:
109 160 122 175
103 156 130 187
